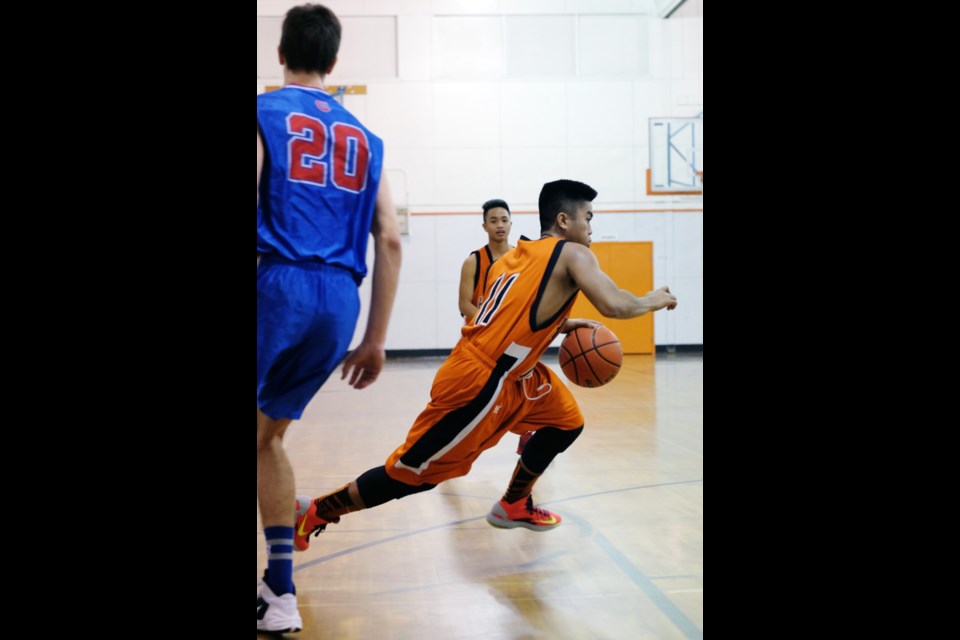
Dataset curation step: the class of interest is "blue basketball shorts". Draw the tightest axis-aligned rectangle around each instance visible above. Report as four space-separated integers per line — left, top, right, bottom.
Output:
257 257 360 420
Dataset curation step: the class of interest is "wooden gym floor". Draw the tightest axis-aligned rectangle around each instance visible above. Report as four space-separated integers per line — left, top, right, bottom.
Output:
258 352 703 639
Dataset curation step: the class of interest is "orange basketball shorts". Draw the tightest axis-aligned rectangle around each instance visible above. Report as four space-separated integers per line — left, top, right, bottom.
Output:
384 343 583 486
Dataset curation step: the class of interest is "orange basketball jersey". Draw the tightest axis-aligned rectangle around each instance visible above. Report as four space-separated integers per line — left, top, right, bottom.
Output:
384 236 583 486
462 236 578 378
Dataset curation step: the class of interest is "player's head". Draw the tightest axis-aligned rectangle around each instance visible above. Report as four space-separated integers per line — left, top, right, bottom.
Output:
279 4 341 76
538 179 597 246
481 199 512 242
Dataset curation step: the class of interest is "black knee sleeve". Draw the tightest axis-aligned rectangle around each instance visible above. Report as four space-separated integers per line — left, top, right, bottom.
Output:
355 466 437 508
520 425 584 474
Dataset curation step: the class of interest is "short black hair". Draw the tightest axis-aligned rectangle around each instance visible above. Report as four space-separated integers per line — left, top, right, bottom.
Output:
481 199 510 221
280 4 341 75
538 180 598 232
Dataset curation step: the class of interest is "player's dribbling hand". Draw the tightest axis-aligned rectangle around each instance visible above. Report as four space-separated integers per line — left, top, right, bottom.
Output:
561 318 602 333
341 341 386 389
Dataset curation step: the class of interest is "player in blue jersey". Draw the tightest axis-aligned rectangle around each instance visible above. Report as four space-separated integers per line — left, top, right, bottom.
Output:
256 4 402 634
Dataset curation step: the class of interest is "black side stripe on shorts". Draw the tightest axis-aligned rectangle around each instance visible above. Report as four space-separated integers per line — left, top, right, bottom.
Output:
398 351 519 470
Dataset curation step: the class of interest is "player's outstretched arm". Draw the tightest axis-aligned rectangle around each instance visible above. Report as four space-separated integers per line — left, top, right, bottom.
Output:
565 244 677 319
342 174 403 389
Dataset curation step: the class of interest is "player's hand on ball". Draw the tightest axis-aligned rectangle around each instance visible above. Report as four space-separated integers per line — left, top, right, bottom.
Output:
561 318 601 333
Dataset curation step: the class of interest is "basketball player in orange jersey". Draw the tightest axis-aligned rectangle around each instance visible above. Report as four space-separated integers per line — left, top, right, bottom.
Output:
458 199 514 321
457 199 534 453
294 179 677 549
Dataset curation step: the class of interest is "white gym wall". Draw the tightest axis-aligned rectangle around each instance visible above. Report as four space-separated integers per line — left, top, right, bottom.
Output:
257 0 703 349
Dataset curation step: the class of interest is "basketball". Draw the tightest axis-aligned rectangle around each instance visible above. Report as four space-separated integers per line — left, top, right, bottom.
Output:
559 325 623 387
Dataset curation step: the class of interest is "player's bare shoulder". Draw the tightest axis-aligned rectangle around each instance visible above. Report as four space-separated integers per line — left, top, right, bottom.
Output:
560 240 593 258
557 240 597 274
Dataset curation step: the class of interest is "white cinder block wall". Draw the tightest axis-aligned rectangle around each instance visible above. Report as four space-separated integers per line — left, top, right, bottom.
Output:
257 0 703 349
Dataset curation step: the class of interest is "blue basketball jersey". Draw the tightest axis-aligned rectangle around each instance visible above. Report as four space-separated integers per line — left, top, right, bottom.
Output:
257 85 384 281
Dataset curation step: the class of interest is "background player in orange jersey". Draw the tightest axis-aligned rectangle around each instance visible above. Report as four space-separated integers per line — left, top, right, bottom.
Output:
294 179 677 551
459 198 514 321
456 198 533 453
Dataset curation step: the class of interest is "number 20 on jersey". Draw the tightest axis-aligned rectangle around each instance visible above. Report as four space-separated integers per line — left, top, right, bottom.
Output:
286 113 370 194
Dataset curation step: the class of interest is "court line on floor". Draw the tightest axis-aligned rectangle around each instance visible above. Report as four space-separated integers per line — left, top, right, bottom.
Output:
288 478 702 574
542 478 703 506
291 515 484 573
592 530 702 640
557 508 702 640
281 479 703 637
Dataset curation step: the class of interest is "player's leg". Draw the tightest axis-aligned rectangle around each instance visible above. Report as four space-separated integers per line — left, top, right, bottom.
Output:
293 376 462 552
293 379 471 552
297 346 515 550
292 359 473 551
257 261 359 632
257 409 302 633
295 467 438 551
488 364 584 531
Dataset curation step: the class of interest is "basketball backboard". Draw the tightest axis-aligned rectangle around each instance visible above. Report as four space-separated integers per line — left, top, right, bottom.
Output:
648 115 703 195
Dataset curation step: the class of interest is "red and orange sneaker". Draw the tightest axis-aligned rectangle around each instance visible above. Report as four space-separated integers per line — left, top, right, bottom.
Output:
516 431 534 454
294 495 339 552
486 495 561 531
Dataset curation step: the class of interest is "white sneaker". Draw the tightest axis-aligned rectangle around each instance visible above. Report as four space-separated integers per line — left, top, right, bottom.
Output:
257 581 302 634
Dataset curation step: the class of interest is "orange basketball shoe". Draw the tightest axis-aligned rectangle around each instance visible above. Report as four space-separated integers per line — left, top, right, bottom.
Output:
486 496 562 531
294 495 339 552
